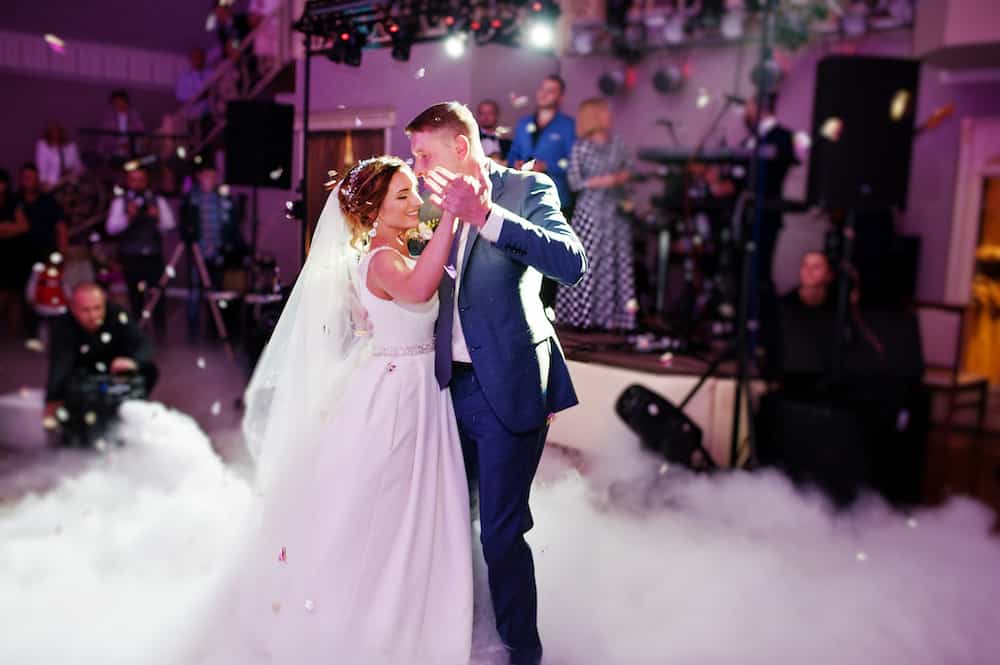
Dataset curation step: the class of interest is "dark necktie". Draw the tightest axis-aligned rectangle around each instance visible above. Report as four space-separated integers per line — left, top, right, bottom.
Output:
434 222 464 388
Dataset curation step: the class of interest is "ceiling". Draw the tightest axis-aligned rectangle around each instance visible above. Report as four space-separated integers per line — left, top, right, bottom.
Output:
0 0 222 54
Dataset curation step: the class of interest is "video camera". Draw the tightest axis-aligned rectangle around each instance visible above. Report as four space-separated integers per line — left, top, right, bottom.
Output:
59 371 148 448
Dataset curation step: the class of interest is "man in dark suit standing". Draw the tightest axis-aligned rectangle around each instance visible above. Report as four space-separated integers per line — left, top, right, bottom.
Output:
476 99 512 164
742 93 799 293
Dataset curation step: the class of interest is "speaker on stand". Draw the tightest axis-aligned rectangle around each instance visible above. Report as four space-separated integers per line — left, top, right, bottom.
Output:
224 100 294 261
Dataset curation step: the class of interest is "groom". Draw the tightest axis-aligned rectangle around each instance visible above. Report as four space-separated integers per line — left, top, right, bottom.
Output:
407 102 586 665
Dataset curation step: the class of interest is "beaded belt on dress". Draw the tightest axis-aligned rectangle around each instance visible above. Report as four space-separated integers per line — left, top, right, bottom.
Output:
372 340 436 357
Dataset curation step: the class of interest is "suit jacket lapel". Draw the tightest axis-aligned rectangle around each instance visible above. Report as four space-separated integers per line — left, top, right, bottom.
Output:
459 162 505 281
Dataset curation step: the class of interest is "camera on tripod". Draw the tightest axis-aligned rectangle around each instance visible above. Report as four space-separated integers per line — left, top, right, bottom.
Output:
59 371 148 448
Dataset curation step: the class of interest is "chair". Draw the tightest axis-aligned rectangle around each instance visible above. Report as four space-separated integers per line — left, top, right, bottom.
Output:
914 301 990 431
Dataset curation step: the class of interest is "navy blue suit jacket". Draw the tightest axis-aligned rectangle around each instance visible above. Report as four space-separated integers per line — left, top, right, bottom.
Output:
439 161 588 434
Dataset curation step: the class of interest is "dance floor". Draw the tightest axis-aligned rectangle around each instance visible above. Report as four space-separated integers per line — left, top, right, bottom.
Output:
1 400 999 665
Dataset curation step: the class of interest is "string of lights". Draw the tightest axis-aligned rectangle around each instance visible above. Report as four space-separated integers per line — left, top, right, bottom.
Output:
293 0 561 66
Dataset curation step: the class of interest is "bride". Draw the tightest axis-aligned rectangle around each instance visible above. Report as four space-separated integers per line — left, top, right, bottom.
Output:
175 156 473 665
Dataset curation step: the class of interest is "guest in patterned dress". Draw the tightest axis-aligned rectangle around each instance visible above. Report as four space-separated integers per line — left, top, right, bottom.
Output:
556 97 636 331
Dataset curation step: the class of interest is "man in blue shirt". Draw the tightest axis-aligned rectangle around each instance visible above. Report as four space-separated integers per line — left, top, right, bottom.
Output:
508 74 576 307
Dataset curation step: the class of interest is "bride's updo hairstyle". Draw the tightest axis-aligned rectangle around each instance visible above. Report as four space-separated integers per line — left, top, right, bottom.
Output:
337 155 408 249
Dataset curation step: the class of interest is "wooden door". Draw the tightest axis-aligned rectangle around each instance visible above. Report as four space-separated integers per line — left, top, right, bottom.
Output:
305 129 384 253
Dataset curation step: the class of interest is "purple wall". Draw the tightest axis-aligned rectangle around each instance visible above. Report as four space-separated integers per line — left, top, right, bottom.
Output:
0 71 179 180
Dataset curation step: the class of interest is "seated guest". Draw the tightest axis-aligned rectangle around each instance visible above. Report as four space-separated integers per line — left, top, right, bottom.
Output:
35 122 83 190
781 250 836 310
106 166 176 332
44 283 159 425
179 161 246 338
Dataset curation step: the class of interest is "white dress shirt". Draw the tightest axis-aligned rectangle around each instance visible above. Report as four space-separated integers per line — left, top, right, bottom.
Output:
35 140 82 188
106 195 177 235
450 206 505 363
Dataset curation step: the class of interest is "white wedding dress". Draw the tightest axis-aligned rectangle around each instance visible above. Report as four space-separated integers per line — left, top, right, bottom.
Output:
177 246 473 665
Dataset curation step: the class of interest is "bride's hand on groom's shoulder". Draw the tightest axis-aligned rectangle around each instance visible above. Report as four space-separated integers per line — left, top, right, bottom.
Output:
424 166 491 228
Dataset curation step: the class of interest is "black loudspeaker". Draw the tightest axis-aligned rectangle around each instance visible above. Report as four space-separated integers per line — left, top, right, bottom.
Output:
225 101 293 189
806 56 921 210
615 384 715 470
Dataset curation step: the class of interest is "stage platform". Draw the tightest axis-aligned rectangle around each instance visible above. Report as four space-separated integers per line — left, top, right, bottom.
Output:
549 330 767 468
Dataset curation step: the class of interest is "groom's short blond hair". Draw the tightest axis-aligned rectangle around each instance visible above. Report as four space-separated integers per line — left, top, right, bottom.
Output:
406 102 482 152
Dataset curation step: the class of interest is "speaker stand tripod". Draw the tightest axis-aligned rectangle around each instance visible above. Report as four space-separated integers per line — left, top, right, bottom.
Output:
139 240 233 357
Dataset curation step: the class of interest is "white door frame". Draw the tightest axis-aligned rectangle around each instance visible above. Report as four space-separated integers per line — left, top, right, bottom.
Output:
945 116 1000 303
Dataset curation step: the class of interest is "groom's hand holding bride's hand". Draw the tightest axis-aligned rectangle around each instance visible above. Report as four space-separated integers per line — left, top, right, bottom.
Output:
424 166 492 229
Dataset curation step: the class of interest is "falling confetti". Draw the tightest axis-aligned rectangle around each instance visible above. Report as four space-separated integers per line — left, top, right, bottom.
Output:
354 116 363 127
557 158 569 170
856 551 868 562
793 131 812 153
510 92 529 108
526 122 538 133
118 312 129 325
278 546 287 562
444 265 457 279
906 517 918 528
271 602 281 614
32 262 45 273
890 89 911 121
194 155 203 165
80 344 90 354
196 357 206 369
50 251 63 264
210 401 222 416
137 281 147 293
42 416 59 431
94 438 108 452
100 332 112 344
43 33 65 55
624 298 639 314
55 407 70 422
820 117 844 142
113 185 125 197
405 158 414 166
415 67 426 79
165 266 177 279
46 267 59 278
269 167 283 181
303 599 315 613
95 362 107 373
659 462 670 475
142 310 151 319
696 88 711 109
218 184 230 197
123 160 139 172
84 411 97 426
176 146 187 159
205 13 218 32
218 299 228 309
25 339 45 353
659 352 674 366
336 104 346 110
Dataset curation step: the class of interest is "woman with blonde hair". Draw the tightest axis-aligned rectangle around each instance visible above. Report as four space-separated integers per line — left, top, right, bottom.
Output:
556 97 636 330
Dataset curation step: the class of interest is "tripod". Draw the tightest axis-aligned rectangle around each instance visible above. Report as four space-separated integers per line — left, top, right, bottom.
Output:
139 239 232 354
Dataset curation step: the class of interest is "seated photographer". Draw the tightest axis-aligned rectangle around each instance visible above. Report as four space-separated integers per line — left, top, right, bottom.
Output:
106 166 175 333
179 161 246 339
44 283 159 428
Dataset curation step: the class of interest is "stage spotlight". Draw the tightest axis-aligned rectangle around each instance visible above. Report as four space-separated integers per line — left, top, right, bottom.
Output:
390 20 415 62
526 20 554 49
652 64 685 94
598 71 624 96
444 33 466 58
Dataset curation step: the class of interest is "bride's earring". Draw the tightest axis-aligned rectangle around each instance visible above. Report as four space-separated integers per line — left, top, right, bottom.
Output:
368 219 379 239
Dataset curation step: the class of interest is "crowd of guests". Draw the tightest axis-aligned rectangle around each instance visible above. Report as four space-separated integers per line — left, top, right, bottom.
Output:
477 74 639 333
